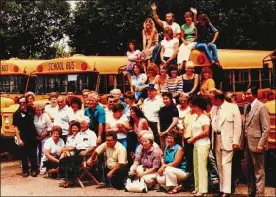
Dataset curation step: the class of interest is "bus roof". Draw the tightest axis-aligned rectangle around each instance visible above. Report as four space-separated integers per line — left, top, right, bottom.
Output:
0 59 45 75
218 49 273 69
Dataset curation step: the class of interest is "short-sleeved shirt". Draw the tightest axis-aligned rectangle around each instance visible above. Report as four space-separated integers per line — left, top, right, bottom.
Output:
135 146 161 170
191 114 210 146
161 38 179 57
176 105 191 130
13 106 37 145
196 23 218 43
131 73 147 87
34 112 52 142
180 22 196 42
162 21 181 37
53 105 75 136
74 129 97 150
45 105 58 120
106 114 129 139
165 76 183 94
164 144 187 171
84 104 106 135
143 96 164 122
42 137 65 161
159 104 179 132
96 141 127 169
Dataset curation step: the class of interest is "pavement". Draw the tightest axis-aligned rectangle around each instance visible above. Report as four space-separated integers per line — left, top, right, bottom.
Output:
1 160 276 196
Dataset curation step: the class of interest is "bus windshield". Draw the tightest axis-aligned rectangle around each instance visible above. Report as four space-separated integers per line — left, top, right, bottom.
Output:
0 75 27 94
31 73 99 94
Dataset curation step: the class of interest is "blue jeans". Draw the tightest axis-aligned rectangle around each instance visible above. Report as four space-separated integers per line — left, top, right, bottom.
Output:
118 138 127 149
196 43 218 62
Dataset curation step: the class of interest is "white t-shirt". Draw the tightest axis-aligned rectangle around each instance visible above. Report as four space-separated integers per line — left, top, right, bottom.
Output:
127 50 141 61
162 21 181 36
191 114 210 146
176 105 191 130
42 137 65 161
161 38 179 57
143 96 164 122
106 114 129 139
74 129 97 150
45 104 58 120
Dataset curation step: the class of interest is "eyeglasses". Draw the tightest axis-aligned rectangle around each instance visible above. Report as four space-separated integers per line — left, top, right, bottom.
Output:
108 101 114 103
57 101 64 103
19 102 26 105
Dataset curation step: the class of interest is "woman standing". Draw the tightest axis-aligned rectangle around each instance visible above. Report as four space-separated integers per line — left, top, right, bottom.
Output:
176 94 191 137
130 106 151 139
70 96 84 122
178 12 197 69
188 96 210 196
156 66 169 93
160 27 179 67
142 18 159 71
25 91 35 108
158 92 179 150
45 92 59 123
126 40 141 88
182 61 199 96
33 103 52 175
199 67 215 96
131 64 147 100
165 65 183 102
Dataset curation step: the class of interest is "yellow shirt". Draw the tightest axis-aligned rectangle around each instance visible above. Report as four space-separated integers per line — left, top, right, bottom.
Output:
200 78 215 96
96 141 127 169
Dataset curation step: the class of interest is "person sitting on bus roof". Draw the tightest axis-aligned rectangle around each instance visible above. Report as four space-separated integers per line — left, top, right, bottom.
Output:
198 67 215 97
160 27 179 68
84 94 106 145
126 39 141 86
177 11 198 70
142 18 158 73
191 8 220 66
25 91 35 109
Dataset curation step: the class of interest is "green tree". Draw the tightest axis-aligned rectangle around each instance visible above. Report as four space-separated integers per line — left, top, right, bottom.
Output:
0 0 72 59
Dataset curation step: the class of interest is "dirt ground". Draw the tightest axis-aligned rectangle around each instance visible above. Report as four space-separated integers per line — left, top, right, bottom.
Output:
1 160 275 196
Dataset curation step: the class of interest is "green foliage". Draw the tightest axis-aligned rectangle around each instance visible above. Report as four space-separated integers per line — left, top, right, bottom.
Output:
69 0 275 55
0 0 72 59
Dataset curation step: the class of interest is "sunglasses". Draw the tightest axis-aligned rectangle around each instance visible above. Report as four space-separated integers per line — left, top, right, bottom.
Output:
108 101 114 103
19 102 26 105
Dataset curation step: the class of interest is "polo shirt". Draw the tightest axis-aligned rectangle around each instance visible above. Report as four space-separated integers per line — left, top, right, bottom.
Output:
84 104 106 134
96 141 127 169
143 96 164 122
53 105 75 136
135 146 161 170
74 129 97 150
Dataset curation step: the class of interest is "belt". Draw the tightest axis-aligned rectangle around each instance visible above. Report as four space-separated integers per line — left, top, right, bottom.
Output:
214 131 221 135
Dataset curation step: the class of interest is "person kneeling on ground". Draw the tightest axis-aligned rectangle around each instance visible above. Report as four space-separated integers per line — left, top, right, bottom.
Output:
129 132 162 190
87 131 128 190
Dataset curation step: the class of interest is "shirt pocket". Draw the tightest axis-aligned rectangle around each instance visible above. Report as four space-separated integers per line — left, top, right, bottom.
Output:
225 115 234 122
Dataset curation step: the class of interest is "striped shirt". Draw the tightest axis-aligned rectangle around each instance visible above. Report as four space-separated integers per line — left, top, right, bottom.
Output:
165 76 183 94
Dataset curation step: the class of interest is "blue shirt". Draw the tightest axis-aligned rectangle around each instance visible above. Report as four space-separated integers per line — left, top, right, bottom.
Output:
164 144 187 172
84 104 106 135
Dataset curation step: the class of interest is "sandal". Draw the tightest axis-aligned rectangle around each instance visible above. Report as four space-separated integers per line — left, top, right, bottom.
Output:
59 181 68 188
168 185 182 194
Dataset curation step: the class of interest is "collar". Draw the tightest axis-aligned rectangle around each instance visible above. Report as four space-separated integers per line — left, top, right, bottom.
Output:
219 101 227 110
58 105 68 111
80 129 89 135
251 98 258 109
167 144 177 151
144 146 154 153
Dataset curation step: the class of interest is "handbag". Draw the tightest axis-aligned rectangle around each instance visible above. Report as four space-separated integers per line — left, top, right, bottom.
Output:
124 177 148 193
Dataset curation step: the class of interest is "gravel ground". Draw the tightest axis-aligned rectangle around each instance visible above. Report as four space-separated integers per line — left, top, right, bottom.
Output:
1 160 275 196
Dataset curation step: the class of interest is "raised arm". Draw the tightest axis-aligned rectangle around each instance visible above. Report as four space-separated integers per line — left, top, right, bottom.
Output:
151 3 164 28
190 7 198 25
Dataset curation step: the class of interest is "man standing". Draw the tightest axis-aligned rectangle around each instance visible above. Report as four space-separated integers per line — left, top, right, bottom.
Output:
87 131 128 190
243 86 270 197
84 94 106 145
105 95 115 119
110 89 127 112
54 96 75 142
151 3 181 38
210 89 241 197
13 96 38 177
142 84 164 145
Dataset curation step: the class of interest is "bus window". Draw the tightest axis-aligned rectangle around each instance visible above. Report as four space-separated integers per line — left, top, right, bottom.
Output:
250 69 260 88
98 75 115 94
0 76 27 93
234 70 249 92
221 70 234 92
261 64 270 88
33 73 98 95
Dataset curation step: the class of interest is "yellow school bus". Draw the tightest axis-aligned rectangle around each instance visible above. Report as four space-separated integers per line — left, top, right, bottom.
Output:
0 59 45 108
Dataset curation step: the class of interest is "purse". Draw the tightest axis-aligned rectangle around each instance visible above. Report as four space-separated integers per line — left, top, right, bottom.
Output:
124 177 148 193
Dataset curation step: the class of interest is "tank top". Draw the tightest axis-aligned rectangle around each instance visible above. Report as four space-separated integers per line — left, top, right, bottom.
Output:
182 74 195 93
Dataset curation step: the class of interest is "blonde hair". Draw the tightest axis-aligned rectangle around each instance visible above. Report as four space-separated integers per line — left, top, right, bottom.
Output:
33 103 45 111
141 132 154 144
143 18 155 29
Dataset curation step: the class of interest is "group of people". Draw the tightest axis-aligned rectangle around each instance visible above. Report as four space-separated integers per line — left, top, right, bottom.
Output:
13 80 270 197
